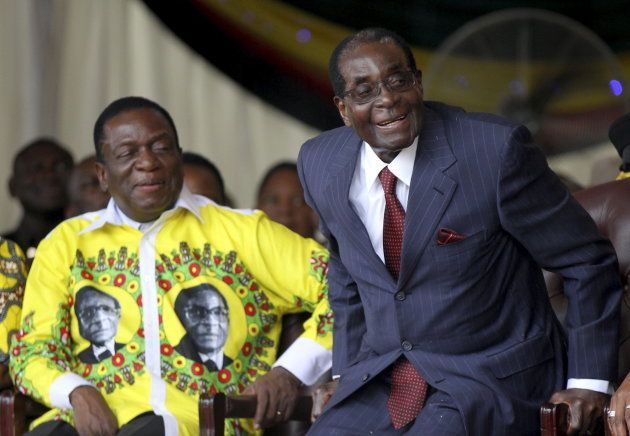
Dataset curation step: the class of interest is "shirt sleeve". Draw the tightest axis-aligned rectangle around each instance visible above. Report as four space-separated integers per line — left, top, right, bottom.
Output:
9 225 80 408
272 337 331 385
241 212 334 361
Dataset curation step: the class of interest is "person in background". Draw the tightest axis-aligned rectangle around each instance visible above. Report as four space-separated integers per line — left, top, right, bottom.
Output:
298 27 620 434
256 162 318 239
3 138 73 261
11 96 332 436
182 151 229 206
609 113 630 181
65 155 110 218
0 237 27 388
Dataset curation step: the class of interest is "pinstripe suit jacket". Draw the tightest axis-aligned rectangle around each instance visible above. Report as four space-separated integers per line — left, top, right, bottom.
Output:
297 102 621 434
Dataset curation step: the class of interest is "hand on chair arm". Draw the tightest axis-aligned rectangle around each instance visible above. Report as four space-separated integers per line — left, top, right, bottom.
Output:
241 366 301 429
549 388 610 434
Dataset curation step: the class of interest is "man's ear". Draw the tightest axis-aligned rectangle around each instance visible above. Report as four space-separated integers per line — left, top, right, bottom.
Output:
8 176 16 198
333 96 352 127
94 161 108 192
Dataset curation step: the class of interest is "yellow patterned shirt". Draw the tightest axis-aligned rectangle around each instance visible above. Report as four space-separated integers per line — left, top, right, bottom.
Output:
0 238 26 366
10 189 332 436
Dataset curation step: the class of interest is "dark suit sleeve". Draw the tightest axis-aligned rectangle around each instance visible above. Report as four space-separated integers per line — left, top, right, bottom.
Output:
497 125 621 380
297 146 367 376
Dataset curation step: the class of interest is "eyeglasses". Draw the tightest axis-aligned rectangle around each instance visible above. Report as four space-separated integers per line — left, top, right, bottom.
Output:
184 305 228 323
341 71 417 105
77 305 119 319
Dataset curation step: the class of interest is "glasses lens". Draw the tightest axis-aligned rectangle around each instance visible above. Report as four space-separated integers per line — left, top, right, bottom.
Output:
346 71 415 104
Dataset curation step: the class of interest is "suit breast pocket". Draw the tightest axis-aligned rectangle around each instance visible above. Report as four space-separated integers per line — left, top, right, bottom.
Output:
428 229 488 278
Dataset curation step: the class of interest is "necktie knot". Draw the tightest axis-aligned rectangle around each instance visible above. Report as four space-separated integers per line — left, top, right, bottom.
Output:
378 167 398 196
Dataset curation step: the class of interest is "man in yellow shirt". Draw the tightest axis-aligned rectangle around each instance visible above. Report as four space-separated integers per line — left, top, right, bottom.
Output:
11 97 332 436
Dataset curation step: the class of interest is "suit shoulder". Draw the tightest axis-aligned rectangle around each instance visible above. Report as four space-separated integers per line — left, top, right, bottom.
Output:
427 101 520 131
302 126 357 150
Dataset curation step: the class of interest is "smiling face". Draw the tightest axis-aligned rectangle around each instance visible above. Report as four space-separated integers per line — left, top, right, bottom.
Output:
334 42 424 162
95 108 183 222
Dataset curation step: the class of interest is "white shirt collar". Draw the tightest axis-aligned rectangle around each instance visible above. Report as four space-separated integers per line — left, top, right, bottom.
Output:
361 137 418 191
198 349 223 370
92 340 116 359
79 185 206 235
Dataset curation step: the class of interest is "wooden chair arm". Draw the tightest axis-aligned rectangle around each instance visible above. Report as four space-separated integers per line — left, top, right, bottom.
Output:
541 402 611 436
0 389 25 436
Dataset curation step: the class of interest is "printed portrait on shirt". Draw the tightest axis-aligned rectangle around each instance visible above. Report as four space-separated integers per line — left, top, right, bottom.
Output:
173 283 231 371
75 286 124 363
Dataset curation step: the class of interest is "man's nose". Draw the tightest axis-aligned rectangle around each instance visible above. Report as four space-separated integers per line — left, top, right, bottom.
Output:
374 83 398 107
135 147 160 170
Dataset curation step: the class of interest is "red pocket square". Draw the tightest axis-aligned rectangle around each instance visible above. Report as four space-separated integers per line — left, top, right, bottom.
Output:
437 228 466 246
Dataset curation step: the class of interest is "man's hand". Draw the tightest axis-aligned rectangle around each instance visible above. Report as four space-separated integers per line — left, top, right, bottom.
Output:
69 385 118 436
311 380 338 422
549 388 610 435
241 366 301 429
608 374 630 436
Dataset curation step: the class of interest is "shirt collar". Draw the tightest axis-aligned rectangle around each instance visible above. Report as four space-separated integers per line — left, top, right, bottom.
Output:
361 136 418 189
79 185 205 235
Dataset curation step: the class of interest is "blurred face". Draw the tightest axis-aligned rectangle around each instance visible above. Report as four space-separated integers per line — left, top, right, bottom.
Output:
184 164 225 205
180 290 228 354
65 156 110 217
257 169 317 238
10 142 73 213
334 42 424 162
76 292 120 346
95 108 183 222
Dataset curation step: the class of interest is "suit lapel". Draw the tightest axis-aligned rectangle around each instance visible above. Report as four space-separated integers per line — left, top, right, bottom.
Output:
324 130 394 286
399 108 457 290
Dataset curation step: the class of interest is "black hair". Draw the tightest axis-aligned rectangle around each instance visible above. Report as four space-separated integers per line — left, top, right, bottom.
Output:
12 137 73 173
328 27 418 97
174 283 227 321
182 152 226 201
93 96 180 162
256 161 299 201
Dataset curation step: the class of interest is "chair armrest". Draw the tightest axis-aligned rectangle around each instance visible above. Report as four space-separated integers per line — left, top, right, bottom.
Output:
0 389 26 436
541 402 611 436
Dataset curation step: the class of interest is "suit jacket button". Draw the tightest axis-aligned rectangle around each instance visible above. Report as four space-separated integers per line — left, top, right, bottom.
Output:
362 373 370 382
402 340 413 351
395 291 406 301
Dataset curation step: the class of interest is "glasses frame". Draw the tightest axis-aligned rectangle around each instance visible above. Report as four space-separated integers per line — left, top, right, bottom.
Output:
340 70 418 105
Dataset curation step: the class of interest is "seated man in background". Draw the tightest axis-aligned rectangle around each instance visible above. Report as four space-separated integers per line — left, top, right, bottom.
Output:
10 96 332 436
0 237 27 389
3 138 74 261
182 151 229 206
64 155 110 218
256 162 318 239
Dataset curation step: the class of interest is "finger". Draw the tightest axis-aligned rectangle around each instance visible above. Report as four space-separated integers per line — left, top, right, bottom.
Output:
254 385 270 429
566 401 584 435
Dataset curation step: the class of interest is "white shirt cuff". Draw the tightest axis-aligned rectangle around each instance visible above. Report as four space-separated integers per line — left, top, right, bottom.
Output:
272 337 332 386
567 378 612 394
49 373 92 409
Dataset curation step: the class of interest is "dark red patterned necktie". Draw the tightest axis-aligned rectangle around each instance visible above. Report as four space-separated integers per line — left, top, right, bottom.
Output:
379 167 428 429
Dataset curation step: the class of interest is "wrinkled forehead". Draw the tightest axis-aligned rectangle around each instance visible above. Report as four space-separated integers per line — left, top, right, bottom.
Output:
339 42 410 83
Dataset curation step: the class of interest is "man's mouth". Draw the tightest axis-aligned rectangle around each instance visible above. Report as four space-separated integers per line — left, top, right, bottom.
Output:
135 181 164 191
377 114 408 127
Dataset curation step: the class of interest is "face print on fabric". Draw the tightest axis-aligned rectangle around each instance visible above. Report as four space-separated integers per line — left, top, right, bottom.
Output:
174 283 230 371
75 286 124 363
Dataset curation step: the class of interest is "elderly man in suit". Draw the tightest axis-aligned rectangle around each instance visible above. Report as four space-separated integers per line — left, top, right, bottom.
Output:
298 27 621 435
